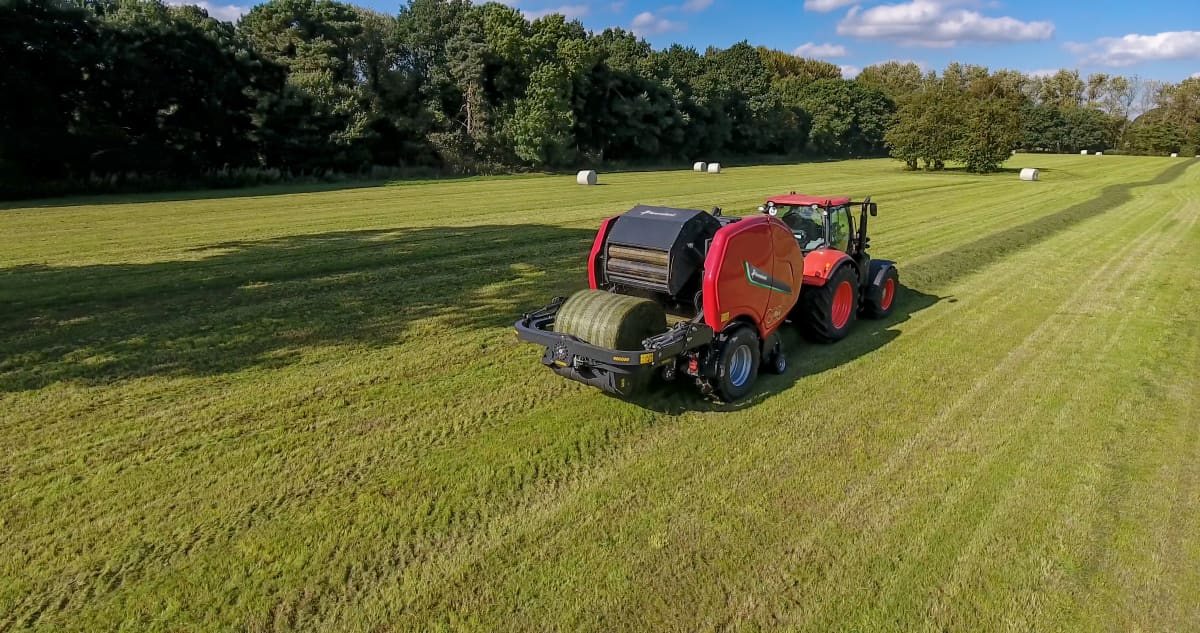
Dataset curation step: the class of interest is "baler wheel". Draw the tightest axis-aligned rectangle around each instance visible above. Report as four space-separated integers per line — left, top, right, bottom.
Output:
715 326 760 402
799 265 858 343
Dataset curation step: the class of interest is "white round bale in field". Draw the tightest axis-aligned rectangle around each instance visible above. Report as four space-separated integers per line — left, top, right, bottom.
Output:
1019 168 1040 181
1080 149 1089 155
693 161 707 172
1095 151 1103 156
1170 152 1179 158
707 162 722 173
576 170 598 185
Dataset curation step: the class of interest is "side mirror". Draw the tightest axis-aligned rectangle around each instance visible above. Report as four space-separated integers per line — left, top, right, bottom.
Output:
869 203 878 217
711 206 722 217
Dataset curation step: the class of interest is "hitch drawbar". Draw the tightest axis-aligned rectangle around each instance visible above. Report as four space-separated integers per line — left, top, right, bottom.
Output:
513 297 714 396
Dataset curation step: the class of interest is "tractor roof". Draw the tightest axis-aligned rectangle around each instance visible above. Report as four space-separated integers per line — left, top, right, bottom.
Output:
766 194 851 207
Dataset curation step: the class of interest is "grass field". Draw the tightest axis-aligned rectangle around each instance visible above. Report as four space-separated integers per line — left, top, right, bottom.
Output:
2 155 1199 632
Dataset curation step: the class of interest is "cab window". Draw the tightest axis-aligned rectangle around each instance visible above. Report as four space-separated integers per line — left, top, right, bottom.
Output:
829 205 852 252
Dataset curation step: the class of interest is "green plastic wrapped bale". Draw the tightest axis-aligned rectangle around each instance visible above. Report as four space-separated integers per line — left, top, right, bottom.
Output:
554 289 667 350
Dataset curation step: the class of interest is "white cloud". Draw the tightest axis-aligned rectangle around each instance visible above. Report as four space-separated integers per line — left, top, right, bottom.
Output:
524 4 590 20
680 0 713 11
840 64 862 79
609 1 627 12
792 42 849 58
164 0 249 22
1027 68 1059 78
631 11 684 35
837 0 1054 47
804 0 857 12
1192 71 1200 79
1066 31 1200 67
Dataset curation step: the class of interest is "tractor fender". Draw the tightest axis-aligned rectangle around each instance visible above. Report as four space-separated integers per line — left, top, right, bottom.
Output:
868 259 897 287
802 249 856 287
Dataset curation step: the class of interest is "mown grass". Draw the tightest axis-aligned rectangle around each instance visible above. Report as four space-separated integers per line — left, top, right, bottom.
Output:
1 156 1198 631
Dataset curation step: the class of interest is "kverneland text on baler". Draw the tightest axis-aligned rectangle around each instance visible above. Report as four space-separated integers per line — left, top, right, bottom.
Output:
514 195 899 402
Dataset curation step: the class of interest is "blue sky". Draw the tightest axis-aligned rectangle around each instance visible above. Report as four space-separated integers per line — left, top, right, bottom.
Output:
186 0 1200 81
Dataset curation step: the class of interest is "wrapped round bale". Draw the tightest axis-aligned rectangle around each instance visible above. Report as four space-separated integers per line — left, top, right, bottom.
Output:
554 289 666 350
1019 168 1039 181
1170 153 1179 158
1080 150 1089 155
693 162 707 172
576 170 598 185
1095 151 1103 156
707 163 721 173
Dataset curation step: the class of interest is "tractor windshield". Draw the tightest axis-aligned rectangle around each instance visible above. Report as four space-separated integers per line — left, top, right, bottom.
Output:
779 205 827 251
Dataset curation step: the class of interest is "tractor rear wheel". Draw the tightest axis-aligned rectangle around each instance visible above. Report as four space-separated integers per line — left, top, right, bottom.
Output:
799 265 858 343
862 266 899 319
714 326 760 402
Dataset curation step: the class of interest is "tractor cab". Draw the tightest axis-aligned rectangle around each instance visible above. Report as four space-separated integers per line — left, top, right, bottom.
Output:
760 194 853 253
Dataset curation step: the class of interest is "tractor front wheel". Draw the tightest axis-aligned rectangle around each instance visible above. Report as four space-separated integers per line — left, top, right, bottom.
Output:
862 266 899 319
714 326 760 402
799 265 858 343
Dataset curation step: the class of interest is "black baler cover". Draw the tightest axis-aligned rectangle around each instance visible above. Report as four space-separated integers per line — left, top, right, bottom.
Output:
606 205 723 297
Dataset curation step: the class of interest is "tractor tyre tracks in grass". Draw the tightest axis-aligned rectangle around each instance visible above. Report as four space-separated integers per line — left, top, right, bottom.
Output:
2 156 1199 632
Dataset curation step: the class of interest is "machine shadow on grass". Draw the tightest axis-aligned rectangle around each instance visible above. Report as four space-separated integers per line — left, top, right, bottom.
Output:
623 284 941 414
0 223 596 392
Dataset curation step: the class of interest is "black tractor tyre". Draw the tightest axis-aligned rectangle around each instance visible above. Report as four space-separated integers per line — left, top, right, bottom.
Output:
862 266 899 319
798 265 859 343
714 326 761 402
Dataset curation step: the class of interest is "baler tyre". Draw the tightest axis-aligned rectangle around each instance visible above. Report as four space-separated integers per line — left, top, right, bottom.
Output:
800 265 858 343
770 350 787 375
863 266 899 319
715 326 760 402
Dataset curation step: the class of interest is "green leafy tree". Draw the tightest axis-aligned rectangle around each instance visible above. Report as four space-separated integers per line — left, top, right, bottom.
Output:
856 61 925 100
509 63 574 165
885 82 964 170
797 79 894 156
0 0 101 183
956 75 1025 172
757 47 841 83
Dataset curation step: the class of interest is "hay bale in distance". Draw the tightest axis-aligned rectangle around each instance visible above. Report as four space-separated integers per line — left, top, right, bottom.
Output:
576 170 598 185
693 162 707 172
554 289 667 350
707 163 721 174
1170 152 1179 158
1080 150 1089 155
1095 151 1103 156
1019 168 1040 181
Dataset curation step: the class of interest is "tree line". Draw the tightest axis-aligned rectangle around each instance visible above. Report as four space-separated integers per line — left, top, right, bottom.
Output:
2 0 1198 197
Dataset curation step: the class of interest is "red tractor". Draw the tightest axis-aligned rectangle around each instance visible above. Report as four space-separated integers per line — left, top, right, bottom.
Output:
762 193 898 342
514 195 898 401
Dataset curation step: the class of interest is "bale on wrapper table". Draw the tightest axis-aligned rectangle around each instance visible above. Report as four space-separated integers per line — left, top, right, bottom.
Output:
693 162 707 172
707 163 721 174
553 289 666 350
1019 168 1040 181
577 170 598 185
